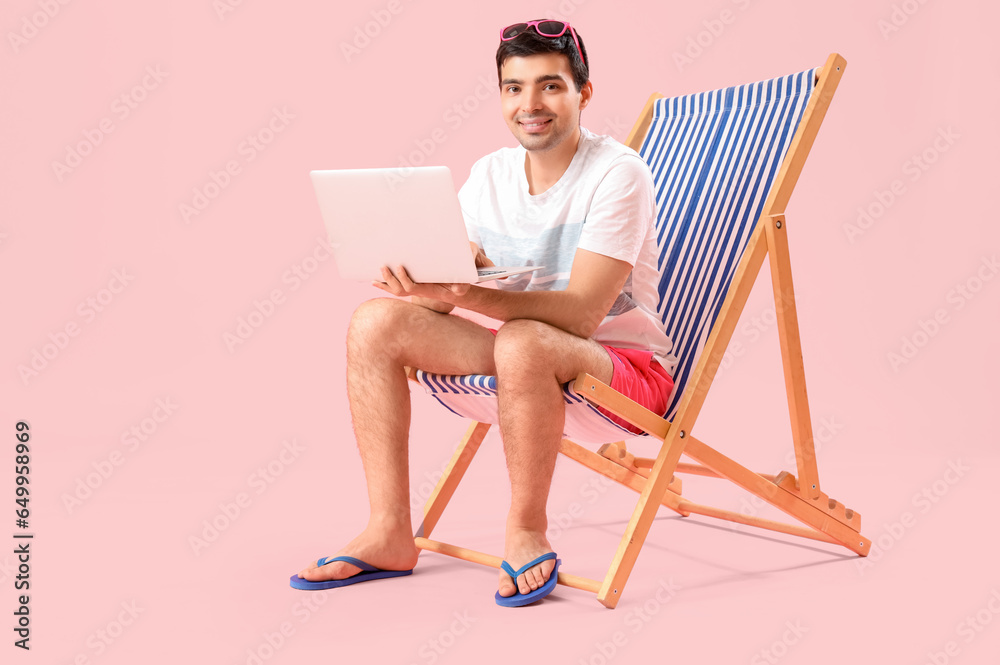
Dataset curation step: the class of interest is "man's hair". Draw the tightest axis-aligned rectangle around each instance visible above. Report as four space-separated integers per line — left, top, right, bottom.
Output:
495 25 590 92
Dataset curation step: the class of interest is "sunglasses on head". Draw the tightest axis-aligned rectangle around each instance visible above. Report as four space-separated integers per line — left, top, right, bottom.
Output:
500 20 587 69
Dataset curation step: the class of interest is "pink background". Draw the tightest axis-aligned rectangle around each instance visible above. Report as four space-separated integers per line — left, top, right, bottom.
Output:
2 0 998 663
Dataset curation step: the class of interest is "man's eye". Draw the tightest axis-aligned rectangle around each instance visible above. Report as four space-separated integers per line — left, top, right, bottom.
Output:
506 86 519 94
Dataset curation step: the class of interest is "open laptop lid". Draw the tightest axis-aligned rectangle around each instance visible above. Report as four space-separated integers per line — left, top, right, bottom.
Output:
310 166 539 284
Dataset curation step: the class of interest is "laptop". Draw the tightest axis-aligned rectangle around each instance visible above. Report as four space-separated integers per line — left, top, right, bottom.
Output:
310 166 541 284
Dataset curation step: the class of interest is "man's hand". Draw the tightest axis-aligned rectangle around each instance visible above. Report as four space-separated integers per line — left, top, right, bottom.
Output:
380 242 491 313
471 241 494 269
373 265 469 309
471 241 508 280
374 243 497 313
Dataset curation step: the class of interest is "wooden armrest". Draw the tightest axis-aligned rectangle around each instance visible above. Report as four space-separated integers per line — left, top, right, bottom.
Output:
572 372 671 440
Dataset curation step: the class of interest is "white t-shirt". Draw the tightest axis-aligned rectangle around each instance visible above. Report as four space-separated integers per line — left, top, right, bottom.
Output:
457 126 677 373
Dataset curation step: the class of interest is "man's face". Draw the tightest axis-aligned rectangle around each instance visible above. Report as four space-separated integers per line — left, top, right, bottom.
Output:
499 52 592 153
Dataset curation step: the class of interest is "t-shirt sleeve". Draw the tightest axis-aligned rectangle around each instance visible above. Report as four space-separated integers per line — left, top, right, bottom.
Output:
577 155 656 266
456 160 483 247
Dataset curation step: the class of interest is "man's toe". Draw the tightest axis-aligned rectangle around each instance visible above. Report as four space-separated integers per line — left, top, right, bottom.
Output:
300 560 358 582
498 574 517 598
530 567 547 589
532 561 555 590
501 559 556 597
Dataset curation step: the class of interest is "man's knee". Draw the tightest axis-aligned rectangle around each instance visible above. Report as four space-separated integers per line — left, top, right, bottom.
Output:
494 319 561 373
350 297 402 331
348 298 414 354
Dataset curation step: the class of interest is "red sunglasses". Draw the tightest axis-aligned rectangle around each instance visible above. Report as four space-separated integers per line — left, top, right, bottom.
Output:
500 20 587 69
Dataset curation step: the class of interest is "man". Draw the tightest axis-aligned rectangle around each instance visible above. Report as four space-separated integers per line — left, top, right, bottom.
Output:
291 20 674 606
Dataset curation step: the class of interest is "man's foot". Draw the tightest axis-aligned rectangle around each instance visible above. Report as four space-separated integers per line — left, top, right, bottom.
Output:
296 524 419 583
497 526 556 598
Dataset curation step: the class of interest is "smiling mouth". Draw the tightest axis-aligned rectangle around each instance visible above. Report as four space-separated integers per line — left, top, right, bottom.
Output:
519 119 552 130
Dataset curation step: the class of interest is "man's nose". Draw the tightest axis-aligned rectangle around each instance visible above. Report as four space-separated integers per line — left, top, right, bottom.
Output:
520 90 542 114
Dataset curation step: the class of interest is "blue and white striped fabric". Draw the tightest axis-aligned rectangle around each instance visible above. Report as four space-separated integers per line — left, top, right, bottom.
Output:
415 67 817 441
413 369 640 444
646 67 816 420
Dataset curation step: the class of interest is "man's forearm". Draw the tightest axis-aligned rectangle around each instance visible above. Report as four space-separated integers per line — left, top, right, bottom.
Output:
377 249 629 336
448 286 607 338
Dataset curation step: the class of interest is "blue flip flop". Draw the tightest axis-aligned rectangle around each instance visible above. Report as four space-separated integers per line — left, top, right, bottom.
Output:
495 552 561 607
289 555 413 590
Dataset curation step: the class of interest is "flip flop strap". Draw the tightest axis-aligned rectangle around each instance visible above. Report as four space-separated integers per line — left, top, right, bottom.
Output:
316 555 378 572
500 552 557 580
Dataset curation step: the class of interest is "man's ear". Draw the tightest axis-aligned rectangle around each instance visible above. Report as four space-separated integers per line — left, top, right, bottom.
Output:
579 80 594 110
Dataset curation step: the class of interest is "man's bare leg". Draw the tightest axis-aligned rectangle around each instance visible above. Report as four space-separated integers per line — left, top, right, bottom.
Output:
297 298 497 583
492 319 614 598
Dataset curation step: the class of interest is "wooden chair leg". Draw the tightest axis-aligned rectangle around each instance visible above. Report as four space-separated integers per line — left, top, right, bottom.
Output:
596 431 686 608
415 421 491 539
765 214 821 499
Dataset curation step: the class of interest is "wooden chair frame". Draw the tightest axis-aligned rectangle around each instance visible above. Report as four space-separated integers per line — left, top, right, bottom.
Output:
408 53 870 609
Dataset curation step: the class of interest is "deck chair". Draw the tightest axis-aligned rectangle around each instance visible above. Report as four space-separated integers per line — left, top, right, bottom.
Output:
406 52 870 609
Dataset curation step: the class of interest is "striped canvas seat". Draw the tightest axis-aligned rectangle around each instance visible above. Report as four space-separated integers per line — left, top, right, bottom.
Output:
413 67 817 442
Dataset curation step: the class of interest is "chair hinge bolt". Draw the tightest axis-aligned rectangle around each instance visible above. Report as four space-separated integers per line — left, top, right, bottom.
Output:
775 220 782 229
679 430 686 438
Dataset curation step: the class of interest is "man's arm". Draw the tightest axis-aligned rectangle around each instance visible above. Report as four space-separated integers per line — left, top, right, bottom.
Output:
380 247 631 339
